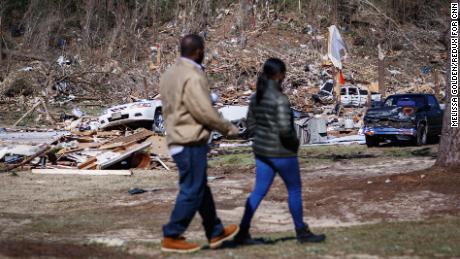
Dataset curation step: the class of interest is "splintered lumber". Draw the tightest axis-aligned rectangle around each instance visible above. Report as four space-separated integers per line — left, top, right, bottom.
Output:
78 156 97 169
57 142 102 156
96 131 121 137
99 129 154 150
71 130 97 136
31 169 132 176
152 156 170 171
66 136 96 143
98 141 152 169
0 144 50 172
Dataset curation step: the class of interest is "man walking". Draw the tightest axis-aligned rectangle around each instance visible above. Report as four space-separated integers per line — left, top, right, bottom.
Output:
159 34 240 253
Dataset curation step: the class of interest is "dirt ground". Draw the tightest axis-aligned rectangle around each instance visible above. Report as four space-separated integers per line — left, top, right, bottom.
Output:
0 144 459 258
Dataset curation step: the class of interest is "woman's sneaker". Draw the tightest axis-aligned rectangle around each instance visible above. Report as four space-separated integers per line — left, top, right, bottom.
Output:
233 227 261 245
296 227 326 243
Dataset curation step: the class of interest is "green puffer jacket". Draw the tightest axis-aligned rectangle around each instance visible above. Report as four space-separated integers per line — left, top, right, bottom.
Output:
246 80 299 157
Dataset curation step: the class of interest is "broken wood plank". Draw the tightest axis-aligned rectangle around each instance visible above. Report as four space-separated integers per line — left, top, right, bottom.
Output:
80 162 97 170
96 131 121 138
31 169 132 176
66 136 97 143
99 129 154 150
71 130 97 136
152 156 170 171
78 156 97 169
13 100 42 127
98 141 152 169
56 142 102 156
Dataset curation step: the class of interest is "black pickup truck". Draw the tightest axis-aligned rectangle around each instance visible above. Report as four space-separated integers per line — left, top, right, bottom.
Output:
363 94 443 147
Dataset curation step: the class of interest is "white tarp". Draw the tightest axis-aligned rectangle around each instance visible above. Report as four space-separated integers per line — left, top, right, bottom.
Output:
327 25 348 70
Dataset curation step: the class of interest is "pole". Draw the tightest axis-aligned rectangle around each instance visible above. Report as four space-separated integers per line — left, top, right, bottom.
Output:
0 16 3 65
378 44 386 98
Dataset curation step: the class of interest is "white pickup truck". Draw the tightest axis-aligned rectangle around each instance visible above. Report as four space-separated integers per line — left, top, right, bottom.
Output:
340 86 381 107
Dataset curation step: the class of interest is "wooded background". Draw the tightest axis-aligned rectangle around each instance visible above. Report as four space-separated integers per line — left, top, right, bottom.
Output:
0 0 457 168
0 0 447 62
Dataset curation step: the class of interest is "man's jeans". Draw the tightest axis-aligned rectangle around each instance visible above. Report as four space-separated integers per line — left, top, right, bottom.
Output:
163 145 224 240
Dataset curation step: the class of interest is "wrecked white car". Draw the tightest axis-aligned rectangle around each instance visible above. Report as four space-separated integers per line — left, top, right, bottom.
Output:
99 100 164 133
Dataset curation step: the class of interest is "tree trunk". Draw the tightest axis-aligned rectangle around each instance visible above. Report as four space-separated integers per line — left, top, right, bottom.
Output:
175 0 209 35
436 69 460 167
0 16 3 66
239 0 252 32
435 12 460 168
83 0 96 47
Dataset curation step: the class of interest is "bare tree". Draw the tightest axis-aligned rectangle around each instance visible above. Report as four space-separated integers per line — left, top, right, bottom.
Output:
238 0 253 32
176 0 210 35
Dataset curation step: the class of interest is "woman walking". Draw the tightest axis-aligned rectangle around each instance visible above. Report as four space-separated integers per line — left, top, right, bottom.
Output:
235 58 326 244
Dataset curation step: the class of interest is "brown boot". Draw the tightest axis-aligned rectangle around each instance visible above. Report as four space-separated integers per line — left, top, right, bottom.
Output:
209 224 239 249
161 236 201 253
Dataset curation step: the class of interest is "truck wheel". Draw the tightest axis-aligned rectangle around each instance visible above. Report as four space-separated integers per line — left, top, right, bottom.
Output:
153 109 165 135
415 124 427 146
365 135 379 147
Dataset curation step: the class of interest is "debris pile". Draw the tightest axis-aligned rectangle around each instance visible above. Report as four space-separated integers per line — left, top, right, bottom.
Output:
0 128 172 174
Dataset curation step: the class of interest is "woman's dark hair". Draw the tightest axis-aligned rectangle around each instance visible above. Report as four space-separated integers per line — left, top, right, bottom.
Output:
256 58 286 104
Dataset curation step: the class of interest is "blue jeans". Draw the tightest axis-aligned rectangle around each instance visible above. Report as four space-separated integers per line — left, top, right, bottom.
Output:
240 156 307 230
163 145 224 240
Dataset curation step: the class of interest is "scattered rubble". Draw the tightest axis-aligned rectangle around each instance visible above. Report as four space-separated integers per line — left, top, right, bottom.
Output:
0 128 171 174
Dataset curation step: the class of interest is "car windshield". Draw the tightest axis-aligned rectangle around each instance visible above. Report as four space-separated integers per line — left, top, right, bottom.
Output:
384 96 426 108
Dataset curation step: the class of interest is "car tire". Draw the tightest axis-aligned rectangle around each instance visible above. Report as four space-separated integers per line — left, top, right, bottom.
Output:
415 124 427 146
365 135 379 147
153 109 165 135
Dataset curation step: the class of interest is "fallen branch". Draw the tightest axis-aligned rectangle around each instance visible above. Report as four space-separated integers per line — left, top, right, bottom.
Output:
2 49 47 61
13 99 43 127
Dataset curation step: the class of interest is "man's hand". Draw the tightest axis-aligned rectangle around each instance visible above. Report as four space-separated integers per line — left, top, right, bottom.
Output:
226 125 240 138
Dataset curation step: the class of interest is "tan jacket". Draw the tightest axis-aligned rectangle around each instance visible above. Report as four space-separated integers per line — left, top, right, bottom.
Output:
159 58 234 146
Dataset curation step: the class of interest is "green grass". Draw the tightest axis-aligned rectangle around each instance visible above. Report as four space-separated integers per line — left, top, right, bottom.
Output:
209 145 438 169
19 211 130 237
135 217 460 258
209 153 255 168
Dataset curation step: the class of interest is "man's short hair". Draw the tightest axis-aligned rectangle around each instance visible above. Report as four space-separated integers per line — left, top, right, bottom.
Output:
180 34 205 57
